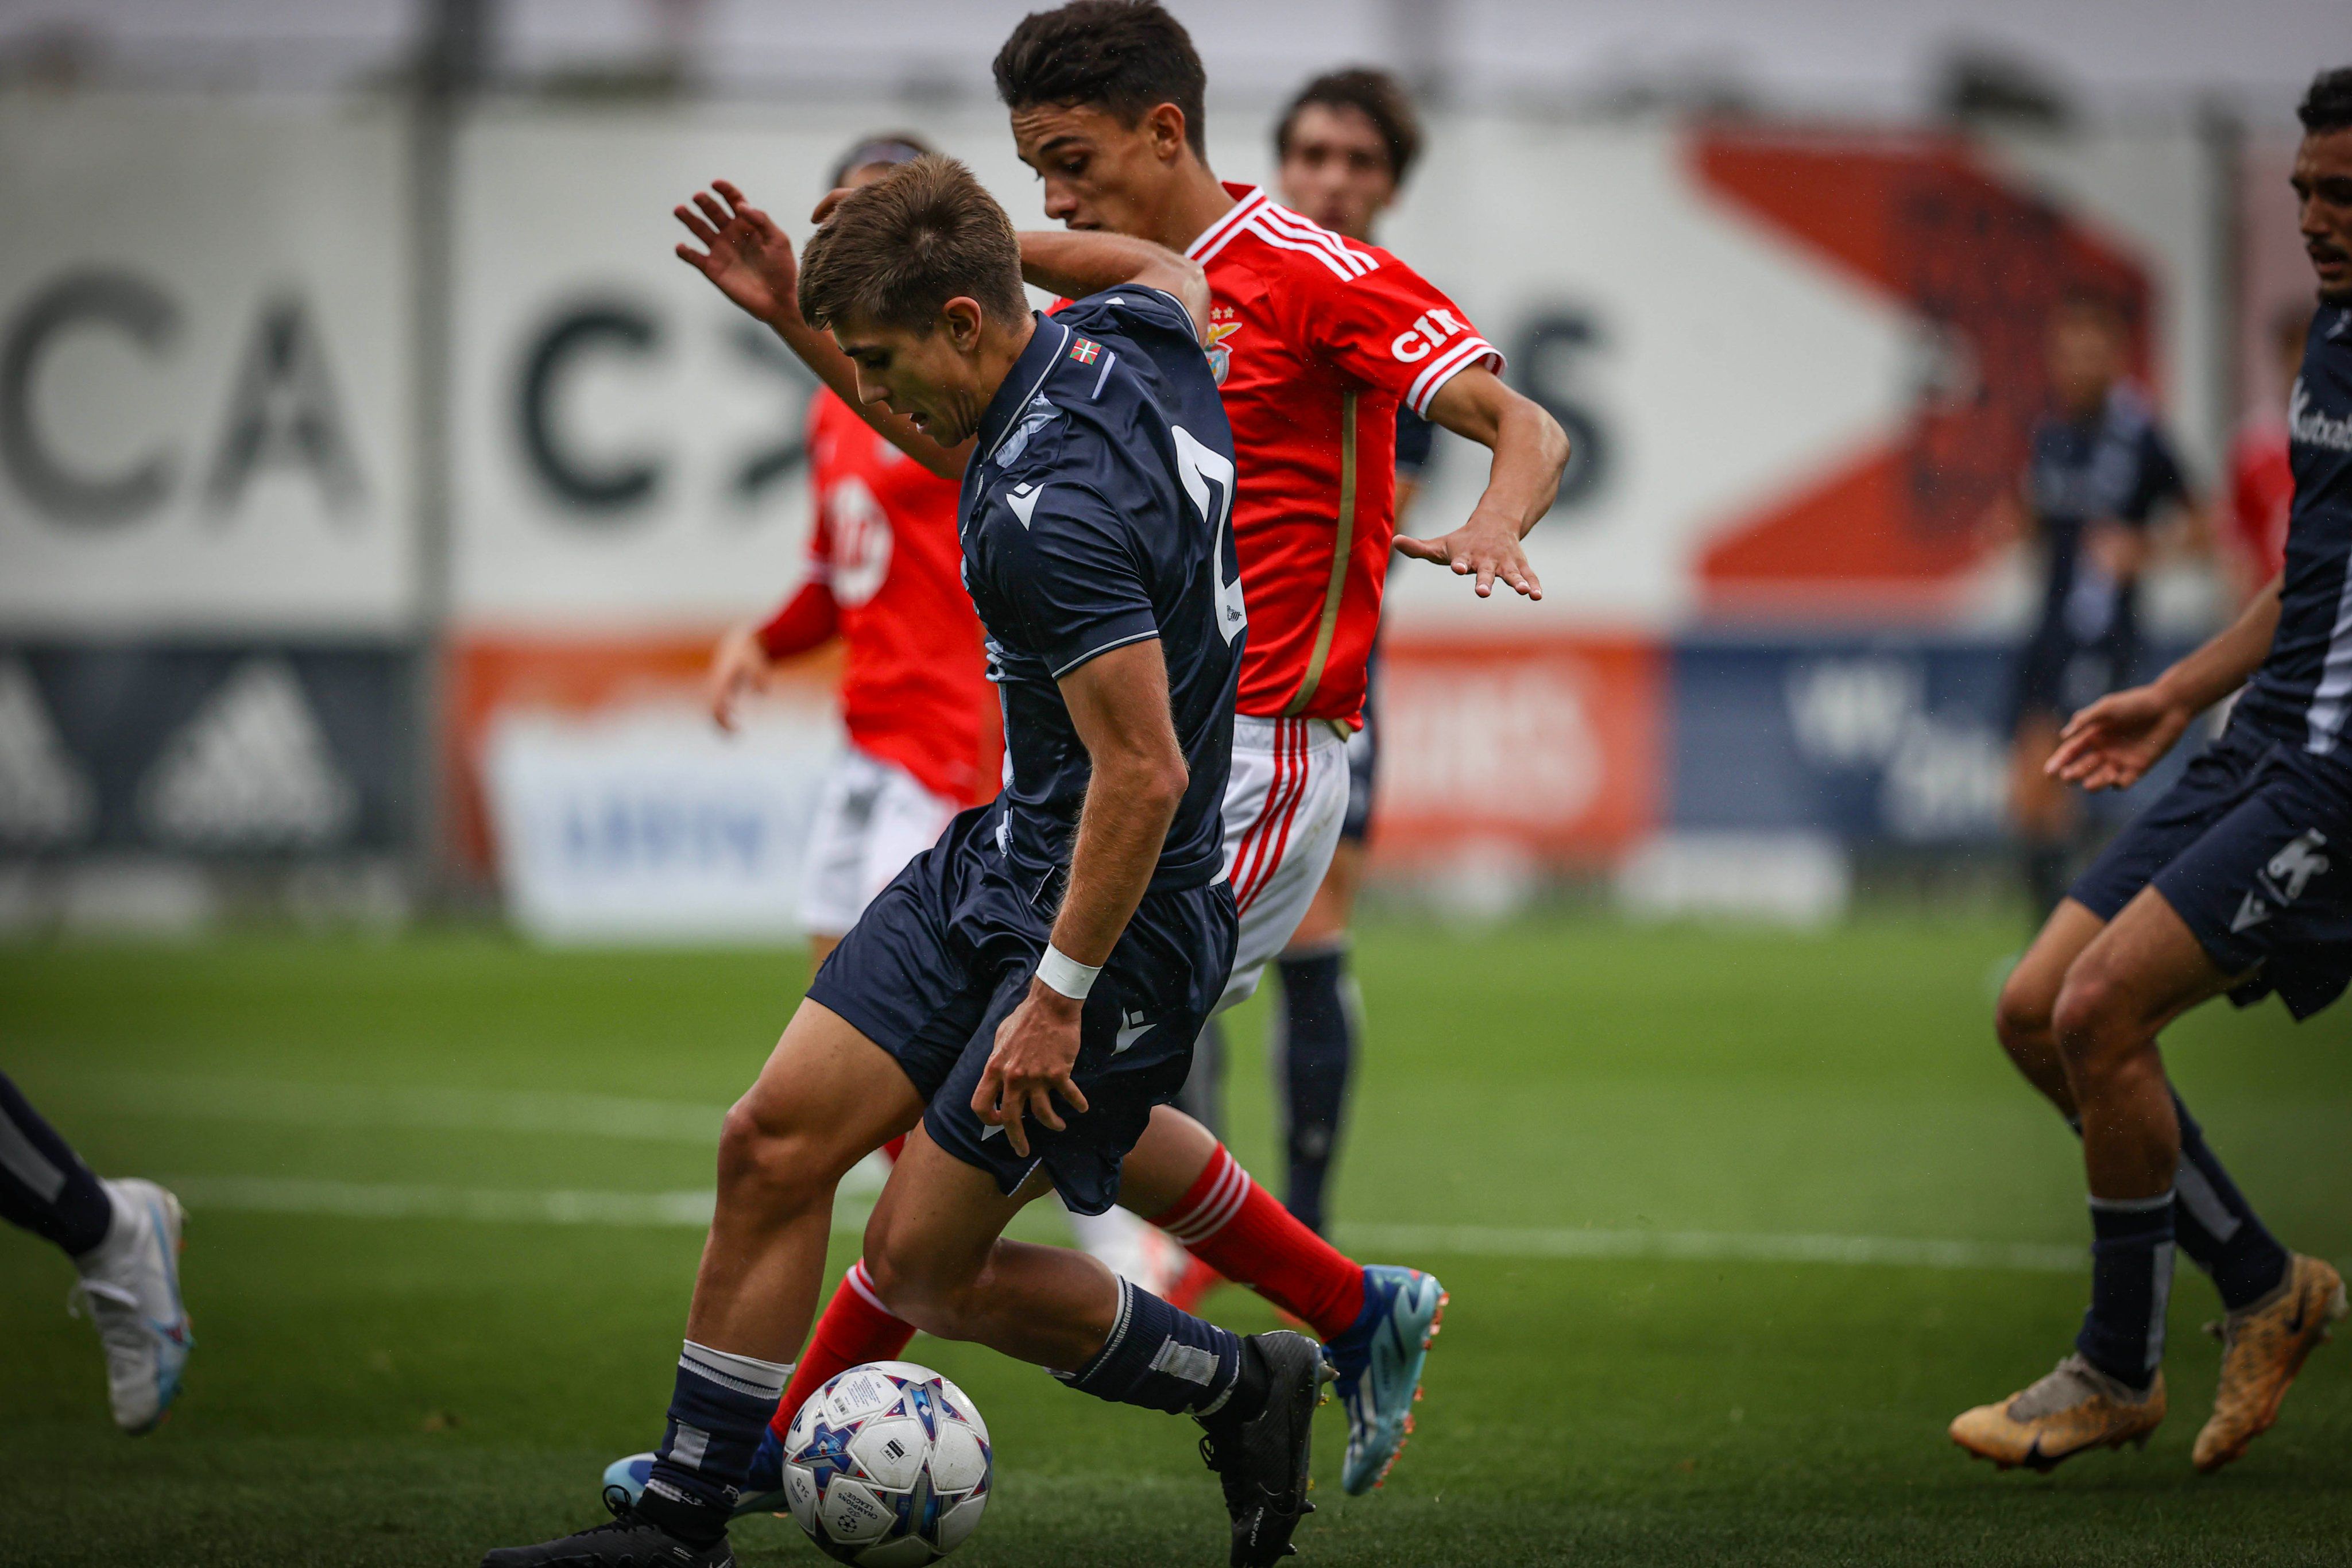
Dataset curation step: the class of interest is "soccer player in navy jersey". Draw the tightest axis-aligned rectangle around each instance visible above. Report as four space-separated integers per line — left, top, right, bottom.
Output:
1951 67 2352 1477
485 157 1328 1568
1997 292 2202 919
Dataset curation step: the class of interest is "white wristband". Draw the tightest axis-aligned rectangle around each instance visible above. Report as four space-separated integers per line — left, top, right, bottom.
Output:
1035 943 1102 1001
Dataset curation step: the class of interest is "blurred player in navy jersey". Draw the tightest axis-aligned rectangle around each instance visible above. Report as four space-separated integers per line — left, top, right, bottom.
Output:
1951 67 2352 1477
1254 66 1435 1237
1 1072 191 1433
1995 292 2204 917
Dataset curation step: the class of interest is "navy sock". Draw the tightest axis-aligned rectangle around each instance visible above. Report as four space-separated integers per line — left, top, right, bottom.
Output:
0 1071 113 1256
1055 1278 1244 1418
1275 948 1356 1237
2167 1093 2291 1310
640 1341 791 1541
2075 1191 2176 1390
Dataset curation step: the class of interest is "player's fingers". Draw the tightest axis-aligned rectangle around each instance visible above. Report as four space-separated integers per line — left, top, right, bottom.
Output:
712 177 747 210
676 242 718 276
694 191 731 230
675 206 720 245
1003 1099 1030 1157
1027 1084 1067 1134
1051 1073 1090 1118
1392 535 1444 563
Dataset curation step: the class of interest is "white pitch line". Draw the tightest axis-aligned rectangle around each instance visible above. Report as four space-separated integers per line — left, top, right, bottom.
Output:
160 1175 2090 1273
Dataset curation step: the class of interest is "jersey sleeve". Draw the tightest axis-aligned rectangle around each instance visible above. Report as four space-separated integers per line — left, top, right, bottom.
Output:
995 484 1161 679
1288 247 1503 417
1054 287 1204 361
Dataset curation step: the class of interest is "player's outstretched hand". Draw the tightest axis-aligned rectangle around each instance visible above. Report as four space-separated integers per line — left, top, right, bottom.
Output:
972 981 1090 1159
675 179 800 327
706 621 772 734
2046 683 2192 792
1394 508 1542 600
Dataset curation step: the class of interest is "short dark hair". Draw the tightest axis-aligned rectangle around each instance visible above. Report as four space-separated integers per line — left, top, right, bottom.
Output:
797 156 1027 335
827 130 936 192
1275 68 1423 186
993 1 1208 157
2299 67 2352 134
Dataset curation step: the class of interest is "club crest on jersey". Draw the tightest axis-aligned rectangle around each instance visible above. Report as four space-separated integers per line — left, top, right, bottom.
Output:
1204 319 1243 386
1069 337 1101 365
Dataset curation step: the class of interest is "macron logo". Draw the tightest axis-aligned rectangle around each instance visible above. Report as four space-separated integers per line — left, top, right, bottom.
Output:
1007 482 1045 528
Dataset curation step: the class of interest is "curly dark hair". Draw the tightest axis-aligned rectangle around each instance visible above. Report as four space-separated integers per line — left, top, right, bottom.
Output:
2299 67 2352 134
1275 67 1423 187
993 2 1208 156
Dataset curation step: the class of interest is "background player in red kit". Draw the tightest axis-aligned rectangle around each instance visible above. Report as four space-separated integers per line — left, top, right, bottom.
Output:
653 0 1568 1503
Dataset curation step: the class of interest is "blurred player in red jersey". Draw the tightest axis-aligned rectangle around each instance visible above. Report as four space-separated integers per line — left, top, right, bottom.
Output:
663 0 1568 1500
2223 303 2315 602
693 133 1197 1306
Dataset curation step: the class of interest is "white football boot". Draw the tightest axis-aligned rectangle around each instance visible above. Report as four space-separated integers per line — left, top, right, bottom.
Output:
69 1178 193 1434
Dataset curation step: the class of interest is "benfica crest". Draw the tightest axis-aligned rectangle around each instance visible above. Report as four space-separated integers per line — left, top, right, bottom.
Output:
1204 319 1243 386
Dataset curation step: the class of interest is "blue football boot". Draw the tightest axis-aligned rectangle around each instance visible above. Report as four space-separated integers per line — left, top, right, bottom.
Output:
601 1424 788 1518
1322 1264 1446 1493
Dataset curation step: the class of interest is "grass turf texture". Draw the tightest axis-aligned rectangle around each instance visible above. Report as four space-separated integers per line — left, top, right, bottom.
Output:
2 916 2347 1567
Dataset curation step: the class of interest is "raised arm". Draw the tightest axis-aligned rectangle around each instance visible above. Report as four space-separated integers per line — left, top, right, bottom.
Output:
2047 572 2284 791
1017 230 1212 340
970 638 1185 1155
1396 366 1570 599
673 181 972 481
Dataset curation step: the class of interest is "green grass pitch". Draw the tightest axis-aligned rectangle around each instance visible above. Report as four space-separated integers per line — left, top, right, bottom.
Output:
3 916 2349 1566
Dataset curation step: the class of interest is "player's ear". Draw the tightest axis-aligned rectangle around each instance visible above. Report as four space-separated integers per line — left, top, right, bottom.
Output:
941 296 985 353
1145 103 1189 165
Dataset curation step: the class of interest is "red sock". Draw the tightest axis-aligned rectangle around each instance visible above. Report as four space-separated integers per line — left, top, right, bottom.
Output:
771 1261 918 1439
1150 1143 1365 1341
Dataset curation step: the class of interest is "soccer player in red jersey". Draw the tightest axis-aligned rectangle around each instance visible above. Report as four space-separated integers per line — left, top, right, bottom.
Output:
2223 303 2314 601
655 1 1568 1504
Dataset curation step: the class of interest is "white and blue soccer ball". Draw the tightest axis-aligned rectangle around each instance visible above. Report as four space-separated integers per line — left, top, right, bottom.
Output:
780 1360 992 1566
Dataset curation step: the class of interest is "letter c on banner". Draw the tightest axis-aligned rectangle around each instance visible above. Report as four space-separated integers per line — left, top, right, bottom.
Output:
517 301 664 516
0 270 180 526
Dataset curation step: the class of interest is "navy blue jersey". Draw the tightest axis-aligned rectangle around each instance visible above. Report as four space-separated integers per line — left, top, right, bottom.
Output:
2237 302 2352 769
958 287 1247 894
2025 385 2188 645
1394 404 1437 478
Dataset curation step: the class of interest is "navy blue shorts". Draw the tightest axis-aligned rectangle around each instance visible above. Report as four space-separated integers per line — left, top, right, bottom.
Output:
2071 717 2352 1020
807 804 1237 1213
1340 654 1379 845
2011 624 2138 729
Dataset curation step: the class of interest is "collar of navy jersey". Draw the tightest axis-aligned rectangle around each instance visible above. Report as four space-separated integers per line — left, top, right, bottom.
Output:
976 312 1074 467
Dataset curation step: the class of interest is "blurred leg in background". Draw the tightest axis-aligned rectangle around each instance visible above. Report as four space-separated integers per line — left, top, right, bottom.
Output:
1 1072 192 1434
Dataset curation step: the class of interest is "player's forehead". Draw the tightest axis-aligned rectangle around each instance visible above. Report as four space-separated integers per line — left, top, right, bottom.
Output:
2293 127 2352 190
1010 100 1135 162
1285 102 1388 162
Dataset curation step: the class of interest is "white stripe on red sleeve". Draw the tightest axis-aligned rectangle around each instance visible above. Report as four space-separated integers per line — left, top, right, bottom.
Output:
1408 334 1503 415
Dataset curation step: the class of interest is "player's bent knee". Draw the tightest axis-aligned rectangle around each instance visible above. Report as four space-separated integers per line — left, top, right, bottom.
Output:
859 1238 981 1340
714 1100 855 1215
2050 966 2138 1077
1993 967 2056 1052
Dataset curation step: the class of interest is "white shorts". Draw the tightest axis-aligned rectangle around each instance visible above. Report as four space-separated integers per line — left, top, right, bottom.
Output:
1216 715 1352 1012
798 746 961 939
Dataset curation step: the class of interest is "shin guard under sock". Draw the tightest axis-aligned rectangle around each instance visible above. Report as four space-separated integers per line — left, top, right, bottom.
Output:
644 1341 793 1540
2167 1093 2291 1310
1053 1277 1244 1417
2076 1191 2176 1391
0 1071 113 1256
1150 1142 1365 1339
1274 947 1356 1236
771 1263 917 1442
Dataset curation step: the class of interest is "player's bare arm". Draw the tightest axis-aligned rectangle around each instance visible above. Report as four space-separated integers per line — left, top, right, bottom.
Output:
1016 230 1213 339
672 180 973 480
2048 572 2284 791
706 621 773 732
1395 366 1569 599
973 638 1187 1157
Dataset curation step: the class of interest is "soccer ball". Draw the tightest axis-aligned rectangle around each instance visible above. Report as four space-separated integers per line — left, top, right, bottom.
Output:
780 1360 992 1566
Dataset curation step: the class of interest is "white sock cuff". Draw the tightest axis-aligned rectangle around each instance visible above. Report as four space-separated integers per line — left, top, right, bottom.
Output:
680 1340 794 1400
2088 1188 2176 1214
843 1260 889 1313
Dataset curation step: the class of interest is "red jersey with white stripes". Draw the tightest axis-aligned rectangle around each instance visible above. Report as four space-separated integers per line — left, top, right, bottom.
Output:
1186 182 1502 723
789 389 992 804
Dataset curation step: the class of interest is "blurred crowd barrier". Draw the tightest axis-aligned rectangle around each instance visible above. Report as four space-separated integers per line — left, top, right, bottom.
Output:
0 93 2292 934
